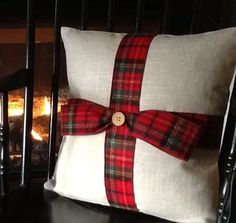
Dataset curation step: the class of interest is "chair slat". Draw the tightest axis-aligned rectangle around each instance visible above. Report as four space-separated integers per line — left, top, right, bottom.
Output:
135 0 144 33
48 0 62 179
0 92 9 198
161 0 172 34
219 0 232 29
81 0 88 30
21 0 35 189
189 0 202 34
107 0 115 32
217 75 236 222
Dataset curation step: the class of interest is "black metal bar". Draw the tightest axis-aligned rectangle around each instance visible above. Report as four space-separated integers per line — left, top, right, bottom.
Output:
25 0 35 71
81 0 88 30
219 0 232 29
135 0 144 33
189 0 202 34
107 0 115 32
0 93 9 199
161 0 172 34
48 0 62 179
21 0 35 188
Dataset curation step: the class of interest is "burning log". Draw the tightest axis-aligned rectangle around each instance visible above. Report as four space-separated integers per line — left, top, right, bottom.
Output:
9 115 48 167
9 115 48 151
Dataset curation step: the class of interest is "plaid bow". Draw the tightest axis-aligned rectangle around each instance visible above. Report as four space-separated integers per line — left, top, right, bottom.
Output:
61 98 206 161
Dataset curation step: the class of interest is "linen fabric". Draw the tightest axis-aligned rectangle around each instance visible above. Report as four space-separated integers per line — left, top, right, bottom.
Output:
45 27 236 223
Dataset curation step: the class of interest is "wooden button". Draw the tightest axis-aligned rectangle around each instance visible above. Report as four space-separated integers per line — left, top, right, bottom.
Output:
112 112 125 126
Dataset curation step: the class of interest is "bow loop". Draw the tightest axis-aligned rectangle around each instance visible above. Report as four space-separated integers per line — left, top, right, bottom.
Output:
61 99 113 135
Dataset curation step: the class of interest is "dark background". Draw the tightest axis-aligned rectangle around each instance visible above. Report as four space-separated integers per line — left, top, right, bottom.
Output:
0 0 236 94
0 0 236 32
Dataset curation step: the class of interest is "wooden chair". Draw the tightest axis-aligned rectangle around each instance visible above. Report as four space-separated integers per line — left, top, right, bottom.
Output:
0 0 236 222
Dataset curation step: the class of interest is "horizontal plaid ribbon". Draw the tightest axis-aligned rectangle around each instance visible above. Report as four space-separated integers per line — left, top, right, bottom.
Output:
61 98 207 161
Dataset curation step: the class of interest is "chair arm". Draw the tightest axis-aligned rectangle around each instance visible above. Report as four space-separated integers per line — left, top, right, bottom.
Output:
0 69 30 92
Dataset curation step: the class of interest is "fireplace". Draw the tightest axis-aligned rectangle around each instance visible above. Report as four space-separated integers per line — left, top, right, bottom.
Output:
0 26 69 173
7 87 68 172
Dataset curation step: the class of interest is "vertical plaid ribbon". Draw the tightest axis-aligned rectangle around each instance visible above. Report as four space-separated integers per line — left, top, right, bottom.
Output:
105 34 155 210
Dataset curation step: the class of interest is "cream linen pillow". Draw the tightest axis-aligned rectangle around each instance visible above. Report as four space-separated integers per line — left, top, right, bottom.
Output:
44 27 236 223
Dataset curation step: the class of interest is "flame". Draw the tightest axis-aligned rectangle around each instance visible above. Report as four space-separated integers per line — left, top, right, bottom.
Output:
9 108 23 116
31 129 43 141
44 96 50 115
9 101 23 116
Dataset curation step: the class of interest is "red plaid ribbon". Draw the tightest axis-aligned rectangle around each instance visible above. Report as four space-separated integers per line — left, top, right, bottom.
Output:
61 98 206 160
61 34 210 211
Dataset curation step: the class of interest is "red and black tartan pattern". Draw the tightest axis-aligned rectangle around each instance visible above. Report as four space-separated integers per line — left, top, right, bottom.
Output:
60 34 215 211
104 35 155 210
61 99 206 160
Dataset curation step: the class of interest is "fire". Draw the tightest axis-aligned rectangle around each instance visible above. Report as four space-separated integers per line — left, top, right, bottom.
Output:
31 129 43 141
9 108 23 116
9 101 24 116
44 96 50 115
6 95 62 142
7 95 51 141
7 96 51 117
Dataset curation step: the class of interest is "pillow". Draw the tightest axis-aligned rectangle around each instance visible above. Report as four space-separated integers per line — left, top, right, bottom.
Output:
44 27 236 223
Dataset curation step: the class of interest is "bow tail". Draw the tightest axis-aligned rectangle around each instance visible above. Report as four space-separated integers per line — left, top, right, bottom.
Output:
127 111 203 161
